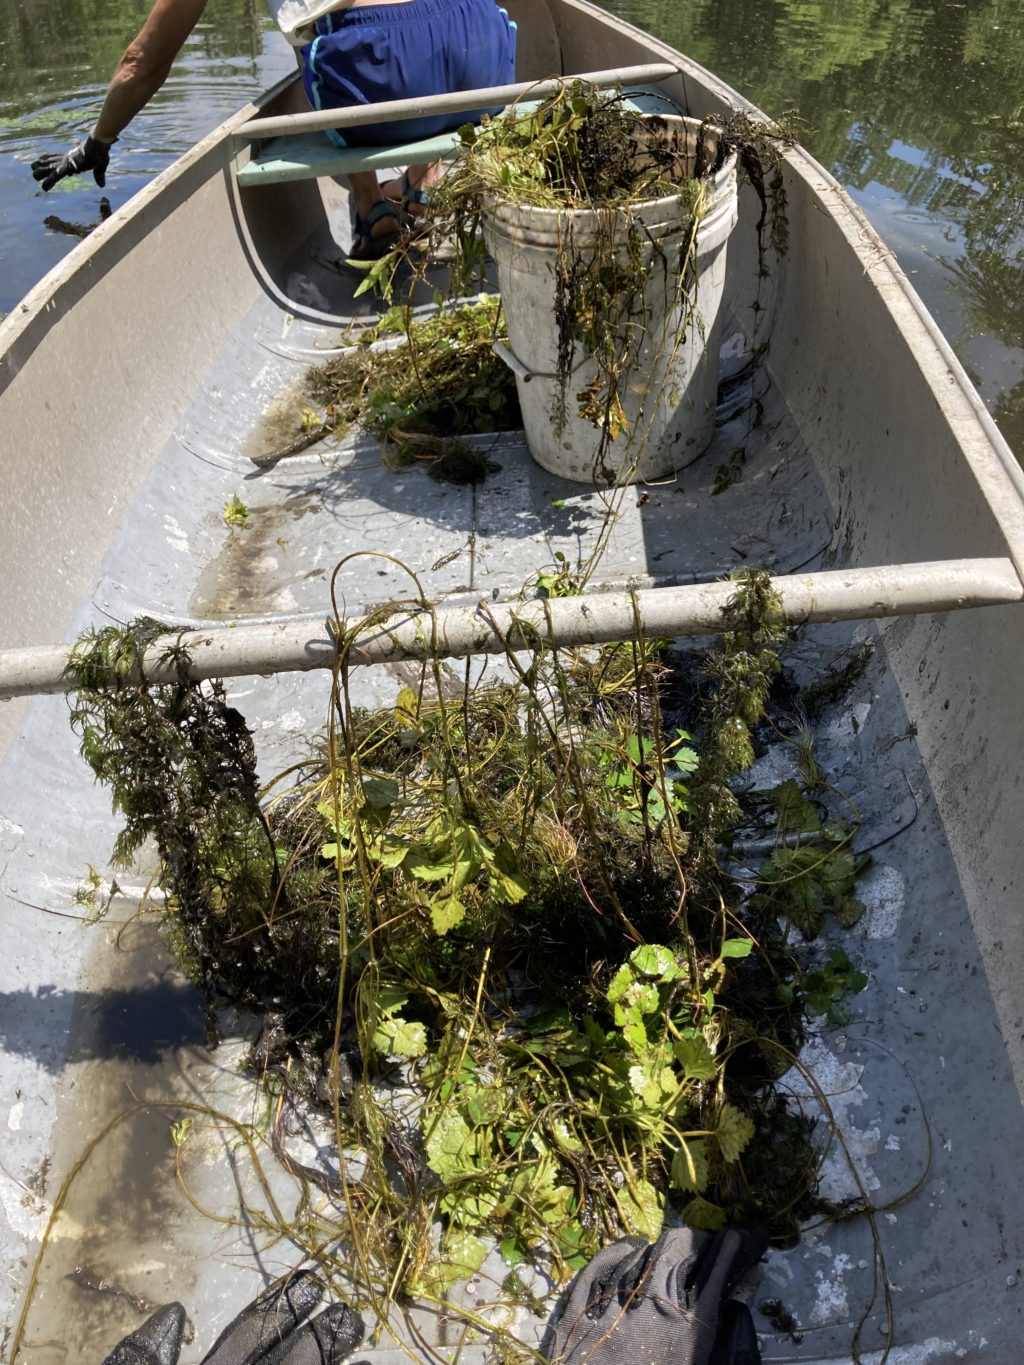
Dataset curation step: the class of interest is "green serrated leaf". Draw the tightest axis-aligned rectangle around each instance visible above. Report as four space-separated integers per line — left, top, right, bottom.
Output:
620 1009 648 1052
315 797 345 834
418 1229 488 1292
465 1084 504 1127
618 1178 663 1240
451 854 478 893
835 895 866 928
361 776 400 809
720 938 753 959
627 1060 676 1108
633 981 660 1014
549 1117 584 1153
373 1015 428 1058
672 1035 717 1080
606 963 634 1004
490 842 529 904
405 848 455 882
376 985 409 1016
716 1103 755 1163
819 853 858 900
509 1152 573 1226
772 777 821 833
670 1138 709 1193
669 730 700 773
425 1111 474 1180
629 944 680 980
369 835 409 869
683 1195 727 1231
430 894 467 936
394 685 421 726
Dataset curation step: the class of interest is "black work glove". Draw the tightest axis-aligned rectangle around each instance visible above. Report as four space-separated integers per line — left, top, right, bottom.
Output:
101 1269 364 1365
31 134 112 191
550 1226 766 1365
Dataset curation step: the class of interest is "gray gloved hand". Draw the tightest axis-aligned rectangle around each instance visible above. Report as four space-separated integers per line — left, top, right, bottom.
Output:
31 134 112 191
101 1269 364 1365
550 1226 766 1365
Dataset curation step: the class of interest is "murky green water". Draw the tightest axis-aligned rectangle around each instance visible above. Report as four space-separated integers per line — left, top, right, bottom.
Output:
2 0 1022 455
0 0 294 306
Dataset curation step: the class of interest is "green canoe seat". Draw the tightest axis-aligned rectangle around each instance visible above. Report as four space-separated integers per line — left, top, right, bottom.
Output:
236 128 469 188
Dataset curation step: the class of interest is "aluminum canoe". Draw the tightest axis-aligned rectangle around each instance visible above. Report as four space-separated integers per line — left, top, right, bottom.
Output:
1 1 1023 1360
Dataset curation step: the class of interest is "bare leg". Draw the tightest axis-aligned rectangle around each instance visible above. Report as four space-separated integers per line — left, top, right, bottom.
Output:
381 161 442 218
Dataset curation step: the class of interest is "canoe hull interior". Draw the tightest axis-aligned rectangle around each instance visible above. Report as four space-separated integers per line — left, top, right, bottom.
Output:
1 2 1023 1361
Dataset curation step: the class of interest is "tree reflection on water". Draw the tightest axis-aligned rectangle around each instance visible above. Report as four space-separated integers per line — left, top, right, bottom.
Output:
613 0 1024 458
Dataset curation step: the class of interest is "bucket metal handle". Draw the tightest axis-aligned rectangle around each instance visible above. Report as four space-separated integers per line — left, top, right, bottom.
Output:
492 338 546 382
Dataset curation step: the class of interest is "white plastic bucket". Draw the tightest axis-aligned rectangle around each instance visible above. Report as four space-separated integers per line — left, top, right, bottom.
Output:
484 116 739 485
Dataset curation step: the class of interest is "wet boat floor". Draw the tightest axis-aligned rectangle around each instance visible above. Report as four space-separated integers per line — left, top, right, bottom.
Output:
1 285 1022 1363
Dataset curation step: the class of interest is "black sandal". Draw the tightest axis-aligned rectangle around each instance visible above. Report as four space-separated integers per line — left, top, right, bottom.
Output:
350 200 408 262
399 169 432 216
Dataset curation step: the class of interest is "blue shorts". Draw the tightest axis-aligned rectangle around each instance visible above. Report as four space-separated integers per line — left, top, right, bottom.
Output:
301 0 517 147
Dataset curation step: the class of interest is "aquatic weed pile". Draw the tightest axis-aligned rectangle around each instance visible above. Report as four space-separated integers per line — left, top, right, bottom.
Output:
267 296 520 478
66 572 871 1294
436 85 705 212
380 85 795 484
422 86 713 479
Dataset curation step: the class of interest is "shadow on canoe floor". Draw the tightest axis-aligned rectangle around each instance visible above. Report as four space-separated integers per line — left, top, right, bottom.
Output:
0 979 207 1070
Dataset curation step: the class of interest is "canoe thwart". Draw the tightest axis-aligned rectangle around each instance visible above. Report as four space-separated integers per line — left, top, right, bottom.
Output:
2 557 1019 699
233 63 681 142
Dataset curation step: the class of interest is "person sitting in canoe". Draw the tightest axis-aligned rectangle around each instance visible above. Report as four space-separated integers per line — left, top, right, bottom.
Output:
29 0 516 260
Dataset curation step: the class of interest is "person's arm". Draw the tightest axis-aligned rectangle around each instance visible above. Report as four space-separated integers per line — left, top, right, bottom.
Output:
31 0 210 191
93 0 211 143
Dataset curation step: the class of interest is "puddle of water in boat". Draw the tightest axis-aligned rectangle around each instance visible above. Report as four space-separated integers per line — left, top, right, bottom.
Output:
13 913 214 1362
240 375 319 464
190 491 326 619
